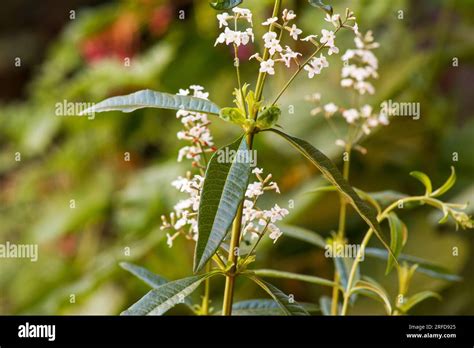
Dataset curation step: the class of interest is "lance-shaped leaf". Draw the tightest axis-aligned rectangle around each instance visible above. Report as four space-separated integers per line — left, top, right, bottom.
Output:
210 0 243 10
122 272 221 315
230 299 319 316
246 275 310 316
263 129 392 258
308 0 333 15
410 170 432 195
250 269 337 288
398 291 441 313
364 248 462 282
385 213 408 274
120 262 168 288
194 136 251 272
334 256 359 305
350 279 392 315
80 89 221 115
279 223 326 248
432 166 456 197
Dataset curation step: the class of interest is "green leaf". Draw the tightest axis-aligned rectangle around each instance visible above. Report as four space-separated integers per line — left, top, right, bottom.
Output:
219 107 246 125
246 275 310 316
263 129 392 258
122 272 220 315
256 106 281 130
386 213 407 274
399 291 441 313
398 291 441 313
120 262 168 288
432 166 456 197
210 0 243 10
80 89 221 115
308 186 382 215
250 269 337 288
194 136 251 272
410 170 433 195
364 248 462 282
230 299 319 315
351 279 392 315
308 0 333 15
279 223 326 248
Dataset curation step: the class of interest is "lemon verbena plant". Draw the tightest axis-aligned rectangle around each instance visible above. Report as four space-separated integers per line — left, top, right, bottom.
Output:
82 0 473 316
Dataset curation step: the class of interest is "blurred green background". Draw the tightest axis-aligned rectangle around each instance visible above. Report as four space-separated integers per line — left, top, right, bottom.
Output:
0 0 473 315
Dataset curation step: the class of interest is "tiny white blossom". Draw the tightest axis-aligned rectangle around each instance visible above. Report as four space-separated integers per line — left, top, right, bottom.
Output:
246 182 264 198
262 17 278 26
324 103 338 116
252 168 263 174
288 24 302 40
342 108 360 123
282 9 296 21
217 12 232 28
268 224 283 243
260 59 275 75
324 13 341 27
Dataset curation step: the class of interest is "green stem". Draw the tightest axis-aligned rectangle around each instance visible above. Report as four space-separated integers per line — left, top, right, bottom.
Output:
201 262 212 315
221 0 283 315
331 144 351 315
254 0 282 103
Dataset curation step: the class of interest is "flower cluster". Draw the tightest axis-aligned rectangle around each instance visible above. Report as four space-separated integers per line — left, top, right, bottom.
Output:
215 7 254 47
161 86 289 247
175 86 216 166
252 8 357 79
306 93 389 146
161 85 214 247
341 30 380 95
241 168 289 244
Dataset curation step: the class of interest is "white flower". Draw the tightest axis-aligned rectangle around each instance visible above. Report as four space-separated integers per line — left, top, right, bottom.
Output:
262 17 278 26
264 204 289 223
341 78 353 87
260 59 275 75
324 103 338 116
215 27 254 47
320 29 335 45
328 44 339 55
282 9 296 21
304 54 329 78
217 12 232 28
232 7 253 24
280 46 301 67
288 24 302 40
268 224 283 243
263 31 277 43
324 13 340 27
246 182 264 198
252 168 263 174
342 109 360 123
